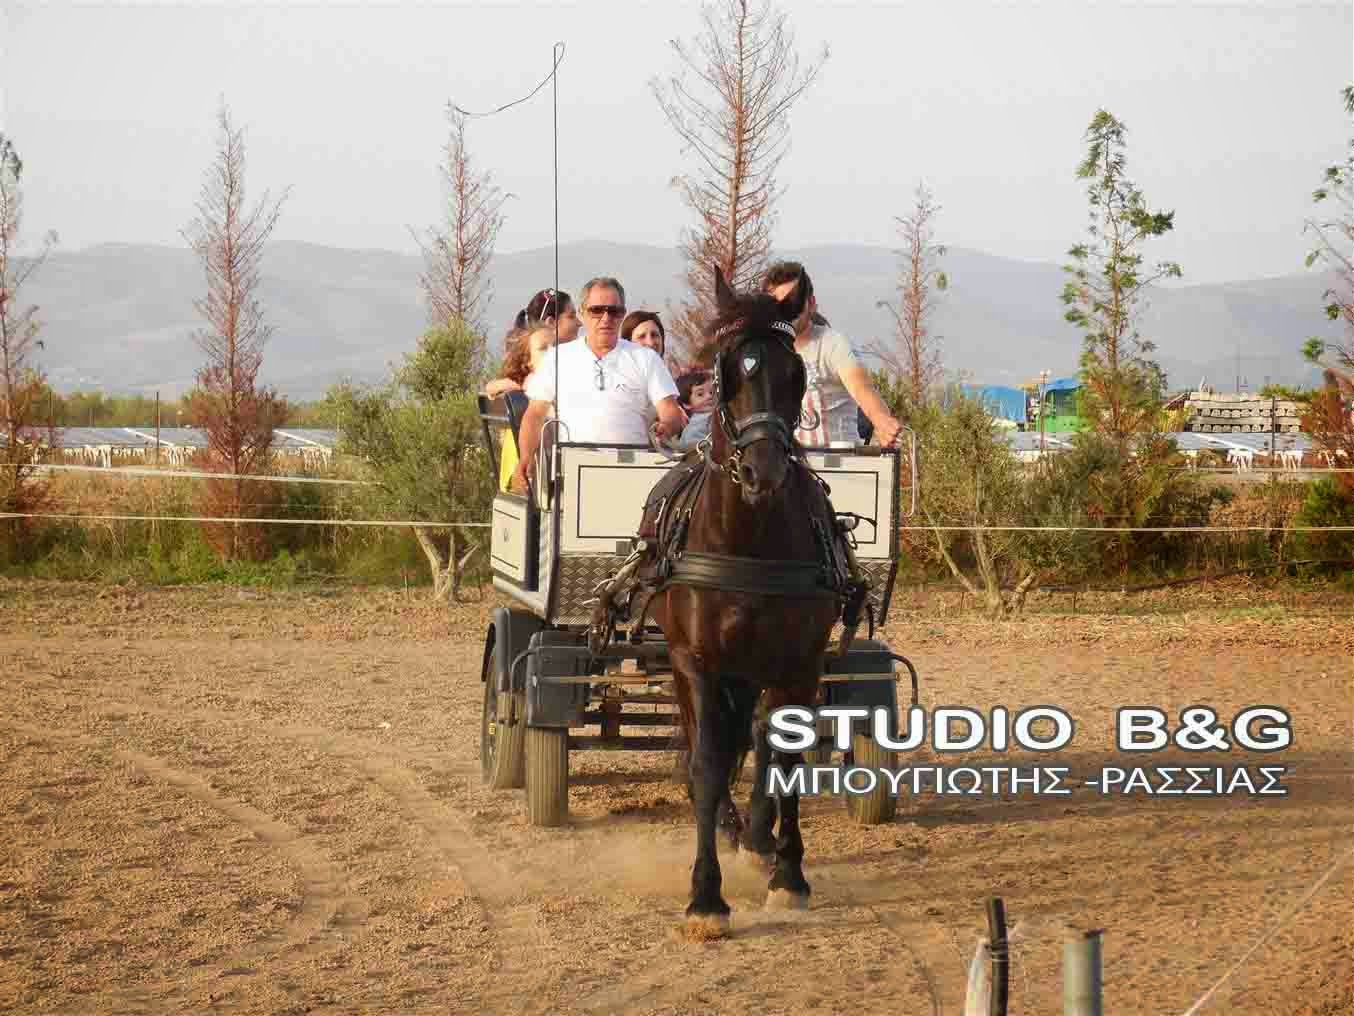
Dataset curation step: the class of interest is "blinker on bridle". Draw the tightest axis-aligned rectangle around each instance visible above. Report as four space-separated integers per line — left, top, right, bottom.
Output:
705 317 806 485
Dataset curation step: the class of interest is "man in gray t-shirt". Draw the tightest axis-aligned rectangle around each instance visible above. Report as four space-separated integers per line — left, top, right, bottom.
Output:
762 262 902 449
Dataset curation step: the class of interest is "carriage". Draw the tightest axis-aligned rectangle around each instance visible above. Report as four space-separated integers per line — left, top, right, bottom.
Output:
475 390 920 828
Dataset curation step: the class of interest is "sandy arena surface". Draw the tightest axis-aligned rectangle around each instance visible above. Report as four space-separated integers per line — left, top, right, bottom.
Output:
1 578 1351 1015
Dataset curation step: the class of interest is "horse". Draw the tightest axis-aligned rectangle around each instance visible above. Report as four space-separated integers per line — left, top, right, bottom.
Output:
645 267 858 938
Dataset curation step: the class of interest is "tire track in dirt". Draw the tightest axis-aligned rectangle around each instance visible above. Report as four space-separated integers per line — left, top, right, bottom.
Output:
11 679 570 1014
11 671 877 1015
3 720 364 1013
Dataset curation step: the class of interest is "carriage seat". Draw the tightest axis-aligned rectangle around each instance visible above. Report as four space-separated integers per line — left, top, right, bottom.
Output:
503 390 529 446
479 390 534 494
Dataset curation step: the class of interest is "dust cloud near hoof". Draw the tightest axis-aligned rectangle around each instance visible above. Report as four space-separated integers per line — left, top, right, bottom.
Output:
765 889 809 911
735 848 775 874
683 913 732 942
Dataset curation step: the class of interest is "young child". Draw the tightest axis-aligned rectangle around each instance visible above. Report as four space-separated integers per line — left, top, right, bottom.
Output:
672 370 714 450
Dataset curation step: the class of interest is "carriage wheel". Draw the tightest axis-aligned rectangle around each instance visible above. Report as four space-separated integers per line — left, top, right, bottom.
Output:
843 733 898 825
525 726 569 827
480 640 526 789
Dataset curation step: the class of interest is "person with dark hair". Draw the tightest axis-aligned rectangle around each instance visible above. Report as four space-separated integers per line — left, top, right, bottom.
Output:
762 260 901 449
671 368 715 449
512 287 581 343
509 276 686 494
621 310 665 360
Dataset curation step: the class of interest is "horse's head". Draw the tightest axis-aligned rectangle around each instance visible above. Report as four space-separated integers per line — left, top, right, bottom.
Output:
705 267 808 506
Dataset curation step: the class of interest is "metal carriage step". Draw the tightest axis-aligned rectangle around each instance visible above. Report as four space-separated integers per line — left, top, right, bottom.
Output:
567 735 677 751
581 710 681 726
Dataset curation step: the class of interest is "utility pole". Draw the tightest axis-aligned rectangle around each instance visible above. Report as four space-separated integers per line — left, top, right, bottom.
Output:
1270 392 1277 483
1038 369 1051 458
155 390 161 464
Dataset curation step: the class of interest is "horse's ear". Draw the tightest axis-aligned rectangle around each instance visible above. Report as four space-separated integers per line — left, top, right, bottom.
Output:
776 271 808 323
713 265 737 315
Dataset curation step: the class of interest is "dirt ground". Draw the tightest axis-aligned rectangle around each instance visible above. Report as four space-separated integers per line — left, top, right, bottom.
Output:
1 577 1351 1016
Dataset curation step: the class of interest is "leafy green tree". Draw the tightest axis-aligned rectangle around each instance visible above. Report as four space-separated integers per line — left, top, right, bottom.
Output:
329 320 493 600
915 387 1036 617
1062 110 1181 450
1060 110 1189 576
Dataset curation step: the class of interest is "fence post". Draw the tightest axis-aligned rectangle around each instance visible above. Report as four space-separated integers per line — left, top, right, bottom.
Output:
986 897 1009 1016
1063 928 1103 1016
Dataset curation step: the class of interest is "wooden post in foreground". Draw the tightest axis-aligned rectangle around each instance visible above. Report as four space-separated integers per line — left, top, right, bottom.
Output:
1063 928 1103 1016
986 897 1009 1016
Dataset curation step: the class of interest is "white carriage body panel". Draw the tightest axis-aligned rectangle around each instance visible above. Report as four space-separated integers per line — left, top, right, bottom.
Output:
558 446 673 555
552 444 899 560
799 451 896 562
490 495 531 582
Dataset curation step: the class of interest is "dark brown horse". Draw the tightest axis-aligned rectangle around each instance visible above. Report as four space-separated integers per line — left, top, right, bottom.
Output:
648 269 853 938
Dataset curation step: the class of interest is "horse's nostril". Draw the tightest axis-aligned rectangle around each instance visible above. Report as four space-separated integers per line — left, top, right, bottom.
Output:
739 463 758 488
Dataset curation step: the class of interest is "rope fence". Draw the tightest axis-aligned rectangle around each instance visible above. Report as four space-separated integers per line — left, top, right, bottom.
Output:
0 511 489 528
9 463 377 486
3 510 1353 534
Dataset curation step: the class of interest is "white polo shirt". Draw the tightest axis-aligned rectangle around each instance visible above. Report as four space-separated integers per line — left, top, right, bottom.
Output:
524 337 680 445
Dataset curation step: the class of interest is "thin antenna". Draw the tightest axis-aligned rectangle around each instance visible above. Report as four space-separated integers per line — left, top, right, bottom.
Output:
553 41 561 425
451 43 566 489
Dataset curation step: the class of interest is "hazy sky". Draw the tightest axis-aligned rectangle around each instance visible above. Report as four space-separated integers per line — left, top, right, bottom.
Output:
3 1 1350 286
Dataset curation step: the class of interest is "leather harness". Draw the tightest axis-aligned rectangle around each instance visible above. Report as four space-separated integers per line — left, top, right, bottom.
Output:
587 316 872 655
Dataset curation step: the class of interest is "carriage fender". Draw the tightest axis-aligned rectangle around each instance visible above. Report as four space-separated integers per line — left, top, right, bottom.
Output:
822 639 902 740
484 607 547 696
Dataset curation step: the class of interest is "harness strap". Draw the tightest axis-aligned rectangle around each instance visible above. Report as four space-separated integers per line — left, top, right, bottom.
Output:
664 551 840 599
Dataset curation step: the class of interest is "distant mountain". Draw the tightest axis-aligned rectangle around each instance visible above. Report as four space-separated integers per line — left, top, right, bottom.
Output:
21 239 1340 401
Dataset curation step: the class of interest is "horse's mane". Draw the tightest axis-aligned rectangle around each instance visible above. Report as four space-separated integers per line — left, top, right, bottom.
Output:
706 291 797 358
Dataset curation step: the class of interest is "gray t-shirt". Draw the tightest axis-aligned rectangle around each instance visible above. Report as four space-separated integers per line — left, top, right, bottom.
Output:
795 323 862 446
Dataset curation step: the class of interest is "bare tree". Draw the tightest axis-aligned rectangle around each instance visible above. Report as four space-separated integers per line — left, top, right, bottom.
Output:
412 105 509 337
651 0 828 363
181 101 291 561
0 134 57 551
870 181 948 409
1302 86 1354 386
1301 84 1354 496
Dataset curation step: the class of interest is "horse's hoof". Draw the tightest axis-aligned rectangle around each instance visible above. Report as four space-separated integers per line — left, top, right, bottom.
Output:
765 888 810 911
736 849 776 874
684 912 732 941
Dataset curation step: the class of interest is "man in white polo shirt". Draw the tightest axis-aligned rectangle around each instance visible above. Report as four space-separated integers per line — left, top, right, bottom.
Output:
509 276 687 494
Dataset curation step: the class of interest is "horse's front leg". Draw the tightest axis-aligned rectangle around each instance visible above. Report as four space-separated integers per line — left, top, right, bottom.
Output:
763 681 816 910
675 656 740 938
738 703 779 869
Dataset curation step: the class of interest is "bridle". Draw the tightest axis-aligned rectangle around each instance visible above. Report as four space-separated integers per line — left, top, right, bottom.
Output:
702 316 810 486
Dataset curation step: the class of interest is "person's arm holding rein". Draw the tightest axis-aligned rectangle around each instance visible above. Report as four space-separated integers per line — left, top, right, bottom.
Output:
654 396 688 439
839 364 901 447
644 349 688 440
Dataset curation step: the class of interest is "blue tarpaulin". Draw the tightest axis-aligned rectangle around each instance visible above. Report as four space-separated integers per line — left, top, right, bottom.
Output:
961 384 1028 425
1044 377 1080 392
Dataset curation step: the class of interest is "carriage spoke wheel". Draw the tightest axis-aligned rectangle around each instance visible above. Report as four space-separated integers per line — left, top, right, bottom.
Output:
480 644 526 789
843 734 898 825
525 726 569 827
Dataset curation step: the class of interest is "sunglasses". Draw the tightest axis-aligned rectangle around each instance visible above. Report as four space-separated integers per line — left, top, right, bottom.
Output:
587 305 626 319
